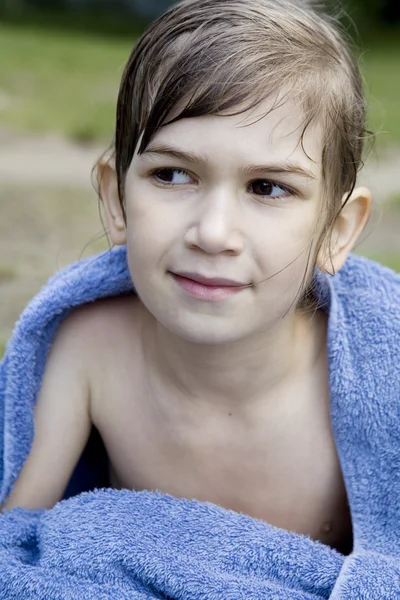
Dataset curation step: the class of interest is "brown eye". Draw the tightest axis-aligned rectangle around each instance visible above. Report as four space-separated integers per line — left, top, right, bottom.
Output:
153 168 191 184
248 179 289 198
250 180 273 195
155 168 174 182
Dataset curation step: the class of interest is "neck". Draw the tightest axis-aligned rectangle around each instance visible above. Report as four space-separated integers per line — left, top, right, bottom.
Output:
142 307 326 411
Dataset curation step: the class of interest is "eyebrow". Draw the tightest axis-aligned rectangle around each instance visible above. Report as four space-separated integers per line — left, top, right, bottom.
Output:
142 142 316 181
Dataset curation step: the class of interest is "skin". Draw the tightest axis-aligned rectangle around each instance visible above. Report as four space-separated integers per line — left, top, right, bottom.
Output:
2 98 370 552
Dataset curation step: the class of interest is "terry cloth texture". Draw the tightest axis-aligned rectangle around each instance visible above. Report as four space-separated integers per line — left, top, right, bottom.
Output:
0 246 399 599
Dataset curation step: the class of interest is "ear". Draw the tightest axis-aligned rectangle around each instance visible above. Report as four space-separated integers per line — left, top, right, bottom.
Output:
97 157 127 246
317 186 372 275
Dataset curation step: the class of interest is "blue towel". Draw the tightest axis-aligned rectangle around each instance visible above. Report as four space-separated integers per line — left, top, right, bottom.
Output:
1 246 399 599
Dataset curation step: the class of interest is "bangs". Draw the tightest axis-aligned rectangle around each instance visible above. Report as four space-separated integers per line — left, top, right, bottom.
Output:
128 23 339 156
114 0 368 223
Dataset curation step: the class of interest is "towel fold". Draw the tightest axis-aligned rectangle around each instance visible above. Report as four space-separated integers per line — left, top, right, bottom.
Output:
1 490 343 599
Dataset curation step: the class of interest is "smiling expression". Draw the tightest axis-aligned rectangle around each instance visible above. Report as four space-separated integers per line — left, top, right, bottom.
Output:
113 99 326 344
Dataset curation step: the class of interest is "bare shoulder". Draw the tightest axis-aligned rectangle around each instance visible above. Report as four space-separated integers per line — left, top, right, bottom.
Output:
49 293 144 389
60 293 143 350
61 293 146 407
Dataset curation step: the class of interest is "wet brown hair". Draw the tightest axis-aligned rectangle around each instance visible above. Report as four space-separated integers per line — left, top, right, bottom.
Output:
102 0 371 298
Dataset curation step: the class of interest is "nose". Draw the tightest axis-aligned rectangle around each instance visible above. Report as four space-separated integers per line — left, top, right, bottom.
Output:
184 187 244 256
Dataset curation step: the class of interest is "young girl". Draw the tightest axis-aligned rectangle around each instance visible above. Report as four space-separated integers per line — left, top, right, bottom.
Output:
1 0 388 556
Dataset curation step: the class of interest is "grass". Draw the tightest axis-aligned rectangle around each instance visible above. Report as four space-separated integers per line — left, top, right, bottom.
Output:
0 17 399 144
386 192 400 207
0 265 17 283
360 252 400 273
0 20 133 141
361 35 400 148
0 184 108 348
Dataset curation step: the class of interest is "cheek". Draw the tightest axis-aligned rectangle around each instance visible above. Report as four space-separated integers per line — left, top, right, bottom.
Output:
251 208 319 300
125 171 194 227
255 208 318 263
123 188 184 283
125 188 170 244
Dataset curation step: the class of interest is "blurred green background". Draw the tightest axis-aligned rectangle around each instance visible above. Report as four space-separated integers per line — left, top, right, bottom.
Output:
0 0 399 355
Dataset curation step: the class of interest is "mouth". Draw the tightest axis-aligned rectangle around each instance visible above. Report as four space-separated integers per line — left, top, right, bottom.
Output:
170 271 250 301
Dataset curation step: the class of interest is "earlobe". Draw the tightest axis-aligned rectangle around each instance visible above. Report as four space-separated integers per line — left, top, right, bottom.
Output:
97 158 127 246
317 186 372 275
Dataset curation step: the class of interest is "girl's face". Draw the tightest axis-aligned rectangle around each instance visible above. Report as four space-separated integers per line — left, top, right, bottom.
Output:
115 100 325 344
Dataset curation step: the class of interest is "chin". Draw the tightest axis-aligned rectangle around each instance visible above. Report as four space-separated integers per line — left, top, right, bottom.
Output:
161 313 252 345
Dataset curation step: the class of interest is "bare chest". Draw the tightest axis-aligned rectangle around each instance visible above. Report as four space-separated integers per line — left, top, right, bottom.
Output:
92 381 352 553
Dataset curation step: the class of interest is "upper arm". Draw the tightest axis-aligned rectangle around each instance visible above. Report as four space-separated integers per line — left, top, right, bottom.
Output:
2 309 93 511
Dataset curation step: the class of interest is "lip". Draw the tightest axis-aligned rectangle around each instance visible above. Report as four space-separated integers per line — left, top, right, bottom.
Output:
170 272 249 302
172 272 248 287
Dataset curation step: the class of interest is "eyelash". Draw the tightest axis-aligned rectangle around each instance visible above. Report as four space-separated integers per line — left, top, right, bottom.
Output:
148 167 295 198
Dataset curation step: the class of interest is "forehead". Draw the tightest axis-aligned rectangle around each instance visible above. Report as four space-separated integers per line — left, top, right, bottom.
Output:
148 97 323 176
